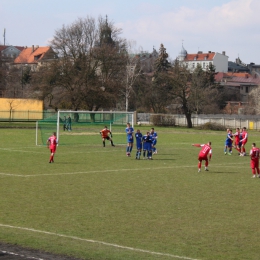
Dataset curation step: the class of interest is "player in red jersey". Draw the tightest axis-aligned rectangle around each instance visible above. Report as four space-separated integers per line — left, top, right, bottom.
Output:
249 143 260 178
100 126 115 147
233 127 241 154
240 127 248 156
192 142 212 172
47 132 58 163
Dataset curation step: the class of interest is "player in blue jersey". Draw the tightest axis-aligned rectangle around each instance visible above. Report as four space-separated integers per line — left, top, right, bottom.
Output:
224 128 233 155
150 127 158 154
125 122 134 157
142 131 153 160
135 129 143 159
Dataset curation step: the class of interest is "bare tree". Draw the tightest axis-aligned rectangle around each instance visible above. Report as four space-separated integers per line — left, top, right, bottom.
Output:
31 16 127 112
5 67 22 98
245 85 260 114
121 41 143 111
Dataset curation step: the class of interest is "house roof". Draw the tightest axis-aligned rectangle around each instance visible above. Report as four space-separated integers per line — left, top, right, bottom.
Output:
228 61 249 72
230 76 260 84
0 45 24 52
184 52 215 61
14 46 52 64
226 72 252 78
215 72 260 86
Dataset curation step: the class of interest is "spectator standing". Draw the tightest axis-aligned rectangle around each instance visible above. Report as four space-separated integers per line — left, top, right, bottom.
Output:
63 116 67 131
67 115 72 131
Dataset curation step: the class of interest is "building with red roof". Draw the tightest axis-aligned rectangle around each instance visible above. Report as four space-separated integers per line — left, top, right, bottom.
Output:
215 72 260 102
177 44 228 72
13 45 58 71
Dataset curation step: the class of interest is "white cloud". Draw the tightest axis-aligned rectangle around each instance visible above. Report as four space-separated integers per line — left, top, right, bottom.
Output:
120 0 259 63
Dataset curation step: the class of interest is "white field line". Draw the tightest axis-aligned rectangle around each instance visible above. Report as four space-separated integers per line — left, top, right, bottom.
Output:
0 223 201 260
0 163 248 178
0 148 44 153
0 249 44 260
0 147 122 154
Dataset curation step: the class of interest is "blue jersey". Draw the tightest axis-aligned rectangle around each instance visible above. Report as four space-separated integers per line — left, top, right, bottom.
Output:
126 126 134 143
142 134 152 151
225 133 233 146
151 131 158 145
135 132 143 150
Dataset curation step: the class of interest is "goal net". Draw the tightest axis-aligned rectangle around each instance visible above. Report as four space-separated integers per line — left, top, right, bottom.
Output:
36 110 134 146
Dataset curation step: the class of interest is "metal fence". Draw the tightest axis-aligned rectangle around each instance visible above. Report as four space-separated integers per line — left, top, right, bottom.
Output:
137 113 260 130
0 110 57 121
1 110 260 130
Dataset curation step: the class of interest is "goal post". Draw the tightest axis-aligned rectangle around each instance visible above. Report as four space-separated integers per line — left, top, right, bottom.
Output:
36 110 134 146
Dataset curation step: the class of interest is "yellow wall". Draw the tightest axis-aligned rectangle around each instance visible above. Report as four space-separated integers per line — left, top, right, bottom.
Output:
0 98 43 120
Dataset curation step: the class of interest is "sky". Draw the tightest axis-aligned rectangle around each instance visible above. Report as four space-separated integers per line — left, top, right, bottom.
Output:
1 0 259 64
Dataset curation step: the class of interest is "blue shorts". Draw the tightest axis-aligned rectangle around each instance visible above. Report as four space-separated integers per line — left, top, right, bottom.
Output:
225 141 232 147
127 136 134 143
143 142 152 151
136 142 142 150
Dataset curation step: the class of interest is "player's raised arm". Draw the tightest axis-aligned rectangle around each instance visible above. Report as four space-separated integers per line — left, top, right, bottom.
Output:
192 144 201 147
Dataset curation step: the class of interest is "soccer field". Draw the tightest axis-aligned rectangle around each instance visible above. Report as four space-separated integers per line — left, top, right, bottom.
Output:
0 125 260 260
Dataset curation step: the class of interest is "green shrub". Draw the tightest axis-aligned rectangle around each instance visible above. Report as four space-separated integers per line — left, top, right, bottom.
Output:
197 122 226 131
151 114 176 126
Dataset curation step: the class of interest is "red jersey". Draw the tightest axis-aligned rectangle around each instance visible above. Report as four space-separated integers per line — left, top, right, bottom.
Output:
234 131 240 144
100 128 111 138
48 135 57 149
241 131 248 142
250 147 260 160
199 144 212 158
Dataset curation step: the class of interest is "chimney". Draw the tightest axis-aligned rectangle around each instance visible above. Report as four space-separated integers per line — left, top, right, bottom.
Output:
32 45 34 52
222 51 226 55
208 51 211 53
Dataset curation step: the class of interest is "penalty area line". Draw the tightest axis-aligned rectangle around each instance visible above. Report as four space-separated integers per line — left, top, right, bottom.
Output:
0 163 248 177
0 223 201 260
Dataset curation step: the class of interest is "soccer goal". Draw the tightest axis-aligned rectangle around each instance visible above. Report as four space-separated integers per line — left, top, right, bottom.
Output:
36 110 134 146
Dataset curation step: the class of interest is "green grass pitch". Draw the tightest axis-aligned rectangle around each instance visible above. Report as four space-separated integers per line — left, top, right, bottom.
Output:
0 124 260 260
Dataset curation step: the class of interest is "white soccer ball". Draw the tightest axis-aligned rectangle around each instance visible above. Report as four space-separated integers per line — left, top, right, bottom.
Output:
137 121 141 126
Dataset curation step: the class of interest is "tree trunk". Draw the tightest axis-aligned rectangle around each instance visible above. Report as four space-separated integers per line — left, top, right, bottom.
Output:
90 113 95 123
185 112 193 128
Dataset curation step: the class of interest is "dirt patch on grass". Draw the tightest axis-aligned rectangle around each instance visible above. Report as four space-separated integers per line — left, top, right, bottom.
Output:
0 242 83 260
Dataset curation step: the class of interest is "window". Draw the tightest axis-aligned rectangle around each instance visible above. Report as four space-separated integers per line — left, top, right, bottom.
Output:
192 63 195 68
34 54 42 61
203 63 205 68
246 87 249 93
